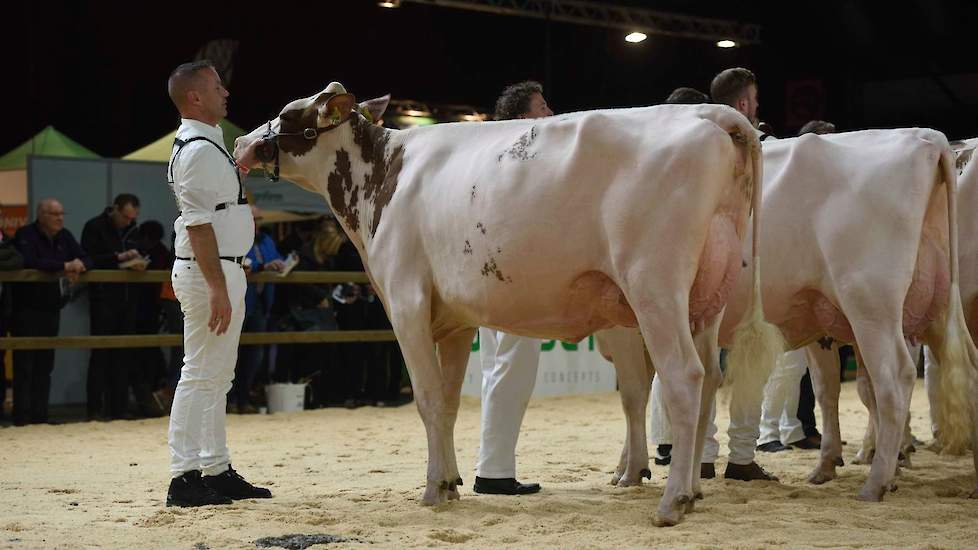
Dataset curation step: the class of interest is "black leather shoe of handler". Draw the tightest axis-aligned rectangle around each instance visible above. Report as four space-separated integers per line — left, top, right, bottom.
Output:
473 476 541 495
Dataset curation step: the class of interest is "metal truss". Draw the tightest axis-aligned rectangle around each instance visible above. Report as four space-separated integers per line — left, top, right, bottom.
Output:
402 0 761 44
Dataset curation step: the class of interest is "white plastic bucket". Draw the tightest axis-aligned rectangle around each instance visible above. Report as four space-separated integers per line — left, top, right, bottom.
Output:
265 383 306 413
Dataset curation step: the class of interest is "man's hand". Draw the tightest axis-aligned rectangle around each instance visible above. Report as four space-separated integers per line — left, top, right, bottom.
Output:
208 288 233 335
264 259 286 272
117 249 140 262
64 258 86 273
234 139 263 176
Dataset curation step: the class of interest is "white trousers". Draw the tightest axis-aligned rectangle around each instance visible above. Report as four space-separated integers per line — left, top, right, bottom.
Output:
476 328 541 479
168 259 247 477
757 349 808 446
649 374 719 463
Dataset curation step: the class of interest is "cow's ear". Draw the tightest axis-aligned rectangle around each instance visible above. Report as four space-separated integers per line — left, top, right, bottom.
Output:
318 93 357 127
358 94 391 125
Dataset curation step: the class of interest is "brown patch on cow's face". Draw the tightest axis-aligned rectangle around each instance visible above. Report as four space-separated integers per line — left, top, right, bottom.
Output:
497 127 539 162
277 93 336 157
326 149 360 233
351 115 404 236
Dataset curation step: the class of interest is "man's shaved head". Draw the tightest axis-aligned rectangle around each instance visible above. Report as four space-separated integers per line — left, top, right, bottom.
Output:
167 60 216 110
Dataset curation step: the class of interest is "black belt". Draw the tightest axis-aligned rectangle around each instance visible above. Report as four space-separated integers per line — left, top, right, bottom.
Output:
175 255 245 265
215 197 250 211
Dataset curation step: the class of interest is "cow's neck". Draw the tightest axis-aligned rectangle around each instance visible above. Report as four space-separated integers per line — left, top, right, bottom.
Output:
321 115 402 256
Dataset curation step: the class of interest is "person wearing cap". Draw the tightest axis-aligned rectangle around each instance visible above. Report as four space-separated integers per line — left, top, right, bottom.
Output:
164 59 270 507
472 81 552 497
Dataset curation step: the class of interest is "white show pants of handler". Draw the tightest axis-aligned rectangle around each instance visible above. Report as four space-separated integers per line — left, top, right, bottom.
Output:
757 348 808 447
649 374 720 463
168 258 247 477
476 328 541 479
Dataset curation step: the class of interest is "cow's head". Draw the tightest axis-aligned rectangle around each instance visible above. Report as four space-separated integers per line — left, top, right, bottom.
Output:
235 82 390 184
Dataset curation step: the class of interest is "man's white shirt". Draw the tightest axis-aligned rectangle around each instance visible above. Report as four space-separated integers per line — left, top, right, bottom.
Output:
169 118 253 258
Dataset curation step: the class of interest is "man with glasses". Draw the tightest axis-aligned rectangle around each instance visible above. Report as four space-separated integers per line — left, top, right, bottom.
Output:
11 199 90 426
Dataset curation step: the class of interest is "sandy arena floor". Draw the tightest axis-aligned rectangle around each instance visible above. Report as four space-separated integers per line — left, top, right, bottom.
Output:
1 379 976 549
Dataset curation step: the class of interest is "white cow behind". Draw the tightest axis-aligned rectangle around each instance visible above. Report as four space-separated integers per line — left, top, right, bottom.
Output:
234 82 779 525
604 128 977 502
854 138 978 496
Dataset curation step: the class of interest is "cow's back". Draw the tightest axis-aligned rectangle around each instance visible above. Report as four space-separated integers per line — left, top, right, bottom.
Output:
370 104 751 340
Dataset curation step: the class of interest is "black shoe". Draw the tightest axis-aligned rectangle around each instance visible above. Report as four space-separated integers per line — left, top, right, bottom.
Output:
166 470 232 507
700 463 716 479
724 461 779 482
203 465 272 500
789 435 821 450
473 477 541 495
756 441 791 453
654 444 672 466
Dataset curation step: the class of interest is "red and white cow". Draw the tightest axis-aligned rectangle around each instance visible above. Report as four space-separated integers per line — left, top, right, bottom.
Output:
234 82 778 525
605 128 976 502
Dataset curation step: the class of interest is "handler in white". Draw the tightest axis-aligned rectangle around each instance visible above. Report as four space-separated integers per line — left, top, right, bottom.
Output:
472 81 553 496
165 60 271 507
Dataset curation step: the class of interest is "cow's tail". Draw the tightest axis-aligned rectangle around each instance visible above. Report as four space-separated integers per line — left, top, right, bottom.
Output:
928 145 978 454
722 123 784 421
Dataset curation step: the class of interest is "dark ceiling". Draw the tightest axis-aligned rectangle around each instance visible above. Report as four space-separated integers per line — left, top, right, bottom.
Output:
5 0 977 157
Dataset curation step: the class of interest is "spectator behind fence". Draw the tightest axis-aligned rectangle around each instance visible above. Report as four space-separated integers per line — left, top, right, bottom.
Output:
0 205 26 422
160 231 183 398
229 207 286 414
136 220 174 409
274 221 340 405
11 199 91 426
82 193 161 420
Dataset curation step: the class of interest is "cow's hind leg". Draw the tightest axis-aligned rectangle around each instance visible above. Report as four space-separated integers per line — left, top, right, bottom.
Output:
853 350 878 465
689 314 721 502
805 341 844 484
632 293 703 527
603 328 654 487
850 320 916 501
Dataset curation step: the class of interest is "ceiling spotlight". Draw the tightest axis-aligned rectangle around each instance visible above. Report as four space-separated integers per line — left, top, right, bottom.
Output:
378 0 401 7
716 40 736 48
625 32 647 44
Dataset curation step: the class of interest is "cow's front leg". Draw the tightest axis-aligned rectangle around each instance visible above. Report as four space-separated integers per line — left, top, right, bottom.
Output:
603 328 653 487
805 342 844 484
389 295 462 506
433 328 476 501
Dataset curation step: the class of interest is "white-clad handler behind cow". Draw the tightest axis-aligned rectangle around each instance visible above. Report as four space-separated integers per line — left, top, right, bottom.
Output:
472 81 553 497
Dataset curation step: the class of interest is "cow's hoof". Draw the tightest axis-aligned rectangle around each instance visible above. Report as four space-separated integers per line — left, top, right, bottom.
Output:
968 487 978 499
853 448 875 465
641 468 652 480
856 483 887 502
807 468 836 485
421 479 460 505
615 474 644 487
652 494 691 527
897 452 912 469
834 456 845 467
610 472 623 486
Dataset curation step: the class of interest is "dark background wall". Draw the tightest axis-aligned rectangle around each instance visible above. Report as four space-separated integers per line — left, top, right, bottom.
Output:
5 0 977 157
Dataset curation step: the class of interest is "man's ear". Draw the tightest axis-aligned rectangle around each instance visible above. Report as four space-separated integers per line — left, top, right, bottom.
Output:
358 94 391 124
318 93 357 126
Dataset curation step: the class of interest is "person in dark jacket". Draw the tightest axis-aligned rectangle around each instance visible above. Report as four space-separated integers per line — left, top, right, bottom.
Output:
11 199 91 426
81 193 152 420
0 205 26 422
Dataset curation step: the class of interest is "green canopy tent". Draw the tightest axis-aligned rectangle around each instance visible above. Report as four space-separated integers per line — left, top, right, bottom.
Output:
0 125 100 208
122 119 246 161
